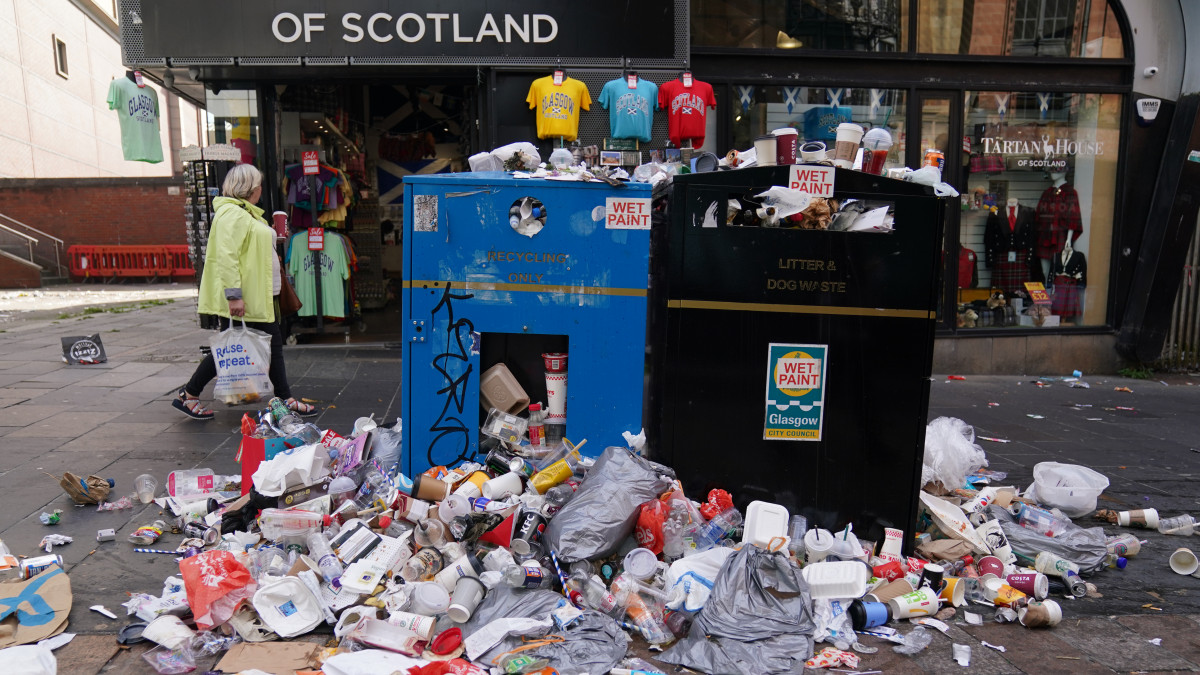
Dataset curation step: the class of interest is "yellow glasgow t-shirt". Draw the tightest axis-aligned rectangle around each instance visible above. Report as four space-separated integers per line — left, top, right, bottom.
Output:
526 76 591 141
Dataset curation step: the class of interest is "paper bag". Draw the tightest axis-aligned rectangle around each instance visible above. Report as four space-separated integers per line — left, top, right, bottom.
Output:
0 565 71 648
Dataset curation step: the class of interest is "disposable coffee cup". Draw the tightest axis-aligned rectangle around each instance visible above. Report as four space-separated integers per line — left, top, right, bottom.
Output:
386 610 436 641
800 141 827 162
271 211 288 236
434 553 484 591
1117 508 1159 529
412 474 451 502
447 576 487 623
754 136 778 167
833 123 864 168
1018 599 1062 628
804 529 836 563
1169 547 1199 575
977 555 1004 577
887 586 940 619
992 583 1028 608
919 563 945 592
939 577 966 607
1006 572 1049 600
773 128 798 165
872 560 904 582
407 582 451 616
865 578 914 604
440 494 471 520
849 599 890 630
510 509 547 556
481 472 522 500
860 127 893 176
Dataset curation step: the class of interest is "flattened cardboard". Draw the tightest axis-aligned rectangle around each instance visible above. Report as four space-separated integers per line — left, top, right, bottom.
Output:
0 565 72 648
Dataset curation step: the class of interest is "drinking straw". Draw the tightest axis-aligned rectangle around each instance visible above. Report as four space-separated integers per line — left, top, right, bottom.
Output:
548 548 572 598
133 548 180 554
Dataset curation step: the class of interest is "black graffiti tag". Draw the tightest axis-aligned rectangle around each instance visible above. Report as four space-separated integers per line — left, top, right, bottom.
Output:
429 283 475 467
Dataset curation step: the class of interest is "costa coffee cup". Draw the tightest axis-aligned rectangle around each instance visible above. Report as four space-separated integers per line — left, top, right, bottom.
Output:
1006 572 1049 600
1018 599 1062 628
887 587 940 619
271 211 288 236
865 578 914 604
773 128 798 165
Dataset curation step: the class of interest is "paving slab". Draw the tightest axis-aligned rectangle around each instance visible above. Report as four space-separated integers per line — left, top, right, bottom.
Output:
1050 616 1198 672
52 634 123 674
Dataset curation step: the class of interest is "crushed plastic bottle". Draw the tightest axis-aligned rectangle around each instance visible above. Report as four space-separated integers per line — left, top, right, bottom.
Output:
892 626 934 655
503 563 552 589
258 509 329 541
306 531 344 584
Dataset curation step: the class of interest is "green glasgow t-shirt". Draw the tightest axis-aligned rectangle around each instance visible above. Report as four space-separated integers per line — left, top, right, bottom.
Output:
106 77 163 163
288 231 350 318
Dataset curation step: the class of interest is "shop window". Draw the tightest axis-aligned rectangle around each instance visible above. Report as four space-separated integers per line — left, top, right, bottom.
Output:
729 86 907 175
956 91 1121 329
205 90 260 166
53 35 68 79
918 0 1124 58
692 0 907 52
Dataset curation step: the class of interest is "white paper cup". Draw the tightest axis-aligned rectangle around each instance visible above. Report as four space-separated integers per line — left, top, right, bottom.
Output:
447 576 488 623
1170 547 1199 575
435 553 483 591
754 136 778 167
1117 508 1160 529
386 610 437 641
1018 599 1062 627
800 141 827 162
407 582 451 616
886 586 940 619
481 471 523 500
804 528 836 563
334 605 379 638
833 123 864 168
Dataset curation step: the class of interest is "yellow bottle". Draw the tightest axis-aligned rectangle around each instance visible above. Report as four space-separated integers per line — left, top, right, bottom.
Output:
529 450 580 494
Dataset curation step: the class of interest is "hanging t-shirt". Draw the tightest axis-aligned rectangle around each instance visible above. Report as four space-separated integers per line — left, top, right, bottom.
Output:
598 77 658 143
105 77 163 163
526 76 591 141
658 78 717 149
287 231 350 319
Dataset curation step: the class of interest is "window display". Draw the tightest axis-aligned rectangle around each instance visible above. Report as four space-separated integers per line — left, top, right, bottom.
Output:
957 91 1121 328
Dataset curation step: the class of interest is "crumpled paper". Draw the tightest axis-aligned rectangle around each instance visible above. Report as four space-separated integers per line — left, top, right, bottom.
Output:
805 646 860 670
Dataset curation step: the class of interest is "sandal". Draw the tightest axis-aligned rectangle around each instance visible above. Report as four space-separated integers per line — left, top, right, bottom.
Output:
172 389 214 420
285 398 319 418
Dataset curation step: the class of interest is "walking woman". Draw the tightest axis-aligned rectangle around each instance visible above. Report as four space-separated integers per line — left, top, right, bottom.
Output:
173 163 317 420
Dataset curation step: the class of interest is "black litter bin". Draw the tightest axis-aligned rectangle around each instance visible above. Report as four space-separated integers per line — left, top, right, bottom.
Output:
647 166 948 550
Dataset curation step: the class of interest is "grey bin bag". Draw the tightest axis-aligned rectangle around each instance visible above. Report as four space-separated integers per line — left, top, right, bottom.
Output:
453 586 628 675
988 504 1108 574
542 446 675 562
660 545 817 675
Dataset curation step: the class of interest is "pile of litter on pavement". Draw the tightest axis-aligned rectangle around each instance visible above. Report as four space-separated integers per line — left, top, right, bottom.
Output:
3 405 1197 674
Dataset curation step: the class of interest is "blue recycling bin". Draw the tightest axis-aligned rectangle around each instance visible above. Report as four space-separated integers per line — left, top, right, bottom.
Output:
401 172 653 476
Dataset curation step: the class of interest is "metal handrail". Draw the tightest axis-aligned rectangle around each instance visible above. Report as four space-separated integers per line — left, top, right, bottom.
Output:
0 212 65 277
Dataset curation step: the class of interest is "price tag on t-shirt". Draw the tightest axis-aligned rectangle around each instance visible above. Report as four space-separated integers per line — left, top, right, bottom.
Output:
308 227 324 251
552 70 564 86
133 71 145 87
682 72 693 87
627 75 638 89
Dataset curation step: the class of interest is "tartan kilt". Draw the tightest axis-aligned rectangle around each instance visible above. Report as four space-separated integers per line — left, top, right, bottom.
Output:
991 258 1030 295
1051 278 1083 318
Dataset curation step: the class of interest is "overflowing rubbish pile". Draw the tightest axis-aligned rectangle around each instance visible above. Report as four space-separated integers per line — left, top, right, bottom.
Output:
7 407 1200 674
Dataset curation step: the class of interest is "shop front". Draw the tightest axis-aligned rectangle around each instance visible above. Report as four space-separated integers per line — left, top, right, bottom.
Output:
122 0 1198 370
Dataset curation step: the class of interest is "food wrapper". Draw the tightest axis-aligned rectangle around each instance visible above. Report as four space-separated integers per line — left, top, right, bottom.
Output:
805 646 860 670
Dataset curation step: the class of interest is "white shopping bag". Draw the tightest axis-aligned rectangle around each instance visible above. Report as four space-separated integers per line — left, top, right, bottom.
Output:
211 320 273 405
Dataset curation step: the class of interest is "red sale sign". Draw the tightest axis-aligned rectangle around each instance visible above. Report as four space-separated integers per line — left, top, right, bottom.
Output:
308 227 324 251
301 150 319 176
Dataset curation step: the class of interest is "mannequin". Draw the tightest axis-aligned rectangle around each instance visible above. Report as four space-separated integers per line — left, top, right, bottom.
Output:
1035 170 1082 279
984 197 1038 296
1049 237 1087 322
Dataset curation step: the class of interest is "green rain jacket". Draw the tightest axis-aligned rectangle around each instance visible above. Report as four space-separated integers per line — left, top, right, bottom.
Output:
198 197 275 323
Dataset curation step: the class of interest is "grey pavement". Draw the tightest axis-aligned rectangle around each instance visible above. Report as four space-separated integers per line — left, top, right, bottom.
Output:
1 288 1199 673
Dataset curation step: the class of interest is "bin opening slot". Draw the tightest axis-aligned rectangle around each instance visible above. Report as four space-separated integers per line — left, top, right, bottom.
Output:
479 331 568 442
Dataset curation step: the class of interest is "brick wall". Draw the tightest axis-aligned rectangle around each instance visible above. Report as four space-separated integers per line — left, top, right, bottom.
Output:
0 256 43 289
0 178 186 247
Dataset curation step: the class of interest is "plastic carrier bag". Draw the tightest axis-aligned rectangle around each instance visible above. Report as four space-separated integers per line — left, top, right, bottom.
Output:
1028 462 1109 518
211 320 273 405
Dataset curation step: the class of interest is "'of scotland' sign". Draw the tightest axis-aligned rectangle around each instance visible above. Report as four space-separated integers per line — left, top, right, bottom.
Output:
135 1 681 63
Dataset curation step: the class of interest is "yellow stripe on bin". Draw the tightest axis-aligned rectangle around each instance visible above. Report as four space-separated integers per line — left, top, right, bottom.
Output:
667 298 935 319
402 279 647 297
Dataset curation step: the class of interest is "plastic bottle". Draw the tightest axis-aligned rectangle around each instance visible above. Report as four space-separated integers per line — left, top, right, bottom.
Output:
128 520 167 545
306 531 344 584
1105 552 1128 570
258 508 329 541
502 563 553 589
527 403 546 448
580 574 619 613
698 507 743 546
496 653 550 674
1016 504 1069 537
612 576 672 644
541 484 574 516
167 469 236 500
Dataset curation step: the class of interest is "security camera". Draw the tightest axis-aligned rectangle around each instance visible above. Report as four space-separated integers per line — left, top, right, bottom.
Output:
1143 66 1159 78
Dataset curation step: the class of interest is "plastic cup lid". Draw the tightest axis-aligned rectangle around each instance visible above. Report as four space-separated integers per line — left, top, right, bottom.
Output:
623 548 659 579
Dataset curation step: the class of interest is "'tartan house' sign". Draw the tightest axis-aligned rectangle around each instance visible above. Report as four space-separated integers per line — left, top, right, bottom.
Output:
135 0 681 63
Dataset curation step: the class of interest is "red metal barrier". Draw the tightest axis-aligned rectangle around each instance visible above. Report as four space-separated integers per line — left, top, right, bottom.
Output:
67 245 195 281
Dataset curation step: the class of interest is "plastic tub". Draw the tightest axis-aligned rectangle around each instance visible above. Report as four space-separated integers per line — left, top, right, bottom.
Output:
802 560 870 599
741 500 791 550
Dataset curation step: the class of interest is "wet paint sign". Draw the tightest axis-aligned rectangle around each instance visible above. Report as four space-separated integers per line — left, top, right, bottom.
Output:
763 343 827 441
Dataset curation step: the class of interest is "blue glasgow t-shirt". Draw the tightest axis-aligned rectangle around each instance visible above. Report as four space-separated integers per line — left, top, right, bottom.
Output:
598 77 658 143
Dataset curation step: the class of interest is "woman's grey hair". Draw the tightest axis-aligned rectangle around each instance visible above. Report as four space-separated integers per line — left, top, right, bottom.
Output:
222 163 263 200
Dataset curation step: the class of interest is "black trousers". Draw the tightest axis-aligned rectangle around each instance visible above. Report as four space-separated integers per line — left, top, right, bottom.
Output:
184 314 291 400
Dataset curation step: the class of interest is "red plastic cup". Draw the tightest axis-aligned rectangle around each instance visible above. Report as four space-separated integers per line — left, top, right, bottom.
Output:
542 353 568 373
905 557 928 574
873 561 905 582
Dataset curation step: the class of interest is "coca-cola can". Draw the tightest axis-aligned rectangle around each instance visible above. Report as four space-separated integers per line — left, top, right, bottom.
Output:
510 509 546 556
